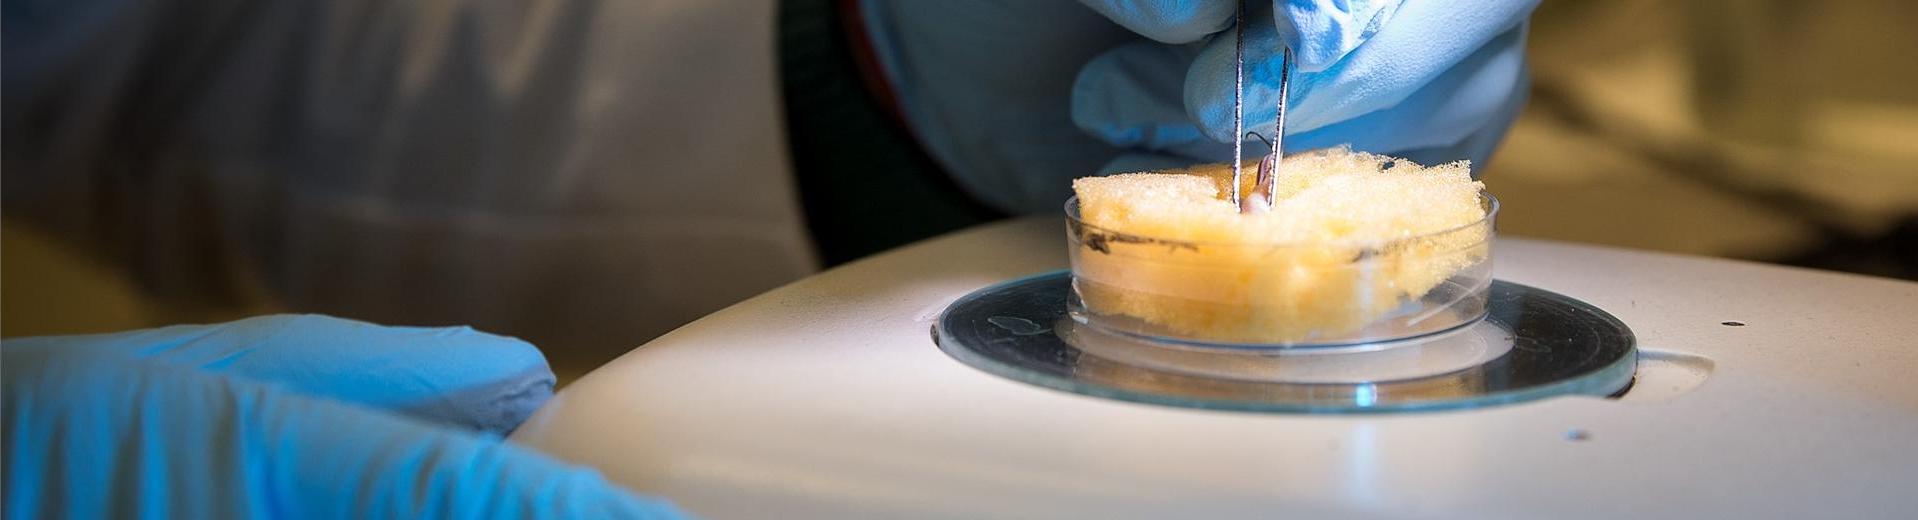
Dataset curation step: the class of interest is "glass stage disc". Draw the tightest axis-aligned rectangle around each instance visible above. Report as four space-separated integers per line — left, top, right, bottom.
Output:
934 271 1636 414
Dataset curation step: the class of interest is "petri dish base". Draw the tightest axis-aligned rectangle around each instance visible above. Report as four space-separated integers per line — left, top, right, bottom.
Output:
934 271 1636 414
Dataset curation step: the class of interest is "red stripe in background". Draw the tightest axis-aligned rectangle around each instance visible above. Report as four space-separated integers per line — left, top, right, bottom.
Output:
835 0 910 129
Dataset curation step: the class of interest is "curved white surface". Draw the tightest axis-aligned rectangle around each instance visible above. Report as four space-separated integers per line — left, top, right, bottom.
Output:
511 217 1918 518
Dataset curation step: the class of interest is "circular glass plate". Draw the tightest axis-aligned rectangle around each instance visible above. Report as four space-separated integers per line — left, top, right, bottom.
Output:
934 271 1636 414
1063 317 1514 384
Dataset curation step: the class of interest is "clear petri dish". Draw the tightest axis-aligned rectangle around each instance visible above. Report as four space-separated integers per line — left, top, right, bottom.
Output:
932 272 1637 414
1066 191 1499 351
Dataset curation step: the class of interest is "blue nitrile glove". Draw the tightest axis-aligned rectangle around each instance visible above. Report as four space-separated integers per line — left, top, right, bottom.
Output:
860 0 1144 215
859 0 1535 215
1072 0 1540 173
3 315 685 519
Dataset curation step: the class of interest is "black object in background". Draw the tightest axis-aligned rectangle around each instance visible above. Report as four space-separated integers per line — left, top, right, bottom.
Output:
777 0 1006 267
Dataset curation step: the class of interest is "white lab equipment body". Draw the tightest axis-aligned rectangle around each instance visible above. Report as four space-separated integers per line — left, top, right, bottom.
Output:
512 217 1918 519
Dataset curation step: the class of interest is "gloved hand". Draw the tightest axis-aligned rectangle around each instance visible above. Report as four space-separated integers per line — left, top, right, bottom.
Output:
2 315 685 519
1073 0 1540 173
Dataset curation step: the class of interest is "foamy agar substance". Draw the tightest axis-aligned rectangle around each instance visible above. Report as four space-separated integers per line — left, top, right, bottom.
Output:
1070 147 1490 343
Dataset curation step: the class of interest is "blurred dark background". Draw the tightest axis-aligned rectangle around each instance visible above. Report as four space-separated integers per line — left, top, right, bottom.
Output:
1487 0 1918 279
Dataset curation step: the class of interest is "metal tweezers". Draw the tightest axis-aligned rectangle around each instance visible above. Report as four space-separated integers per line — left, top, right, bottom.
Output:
1231 0 1293 213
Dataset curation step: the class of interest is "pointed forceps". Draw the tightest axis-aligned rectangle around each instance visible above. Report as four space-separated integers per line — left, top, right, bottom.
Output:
1230 0 1293 213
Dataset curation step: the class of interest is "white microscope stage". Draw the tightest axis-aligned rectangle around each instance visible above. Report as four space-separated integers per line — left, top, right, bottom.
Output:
510 218 1918 518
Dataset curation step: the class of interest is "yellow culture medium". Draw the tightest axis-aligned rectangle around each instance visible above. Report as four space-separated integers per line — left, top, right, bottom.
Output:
1069 147 1491 343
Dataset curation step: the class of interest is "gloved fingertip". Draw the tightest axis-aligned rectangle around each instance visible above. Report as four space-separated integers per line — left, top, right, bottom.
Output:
69 313 561 435
1181 13 1302 146
1076 0 1236 44
226 313 556 383
389 324 556 435
1269 0 1407 73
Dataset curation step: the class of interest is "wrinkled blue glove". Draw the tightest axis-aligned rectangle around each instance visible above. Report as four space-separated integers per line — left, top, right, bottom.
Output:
1073 0 1540 173
860 0 1535 215
2 315 685 519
